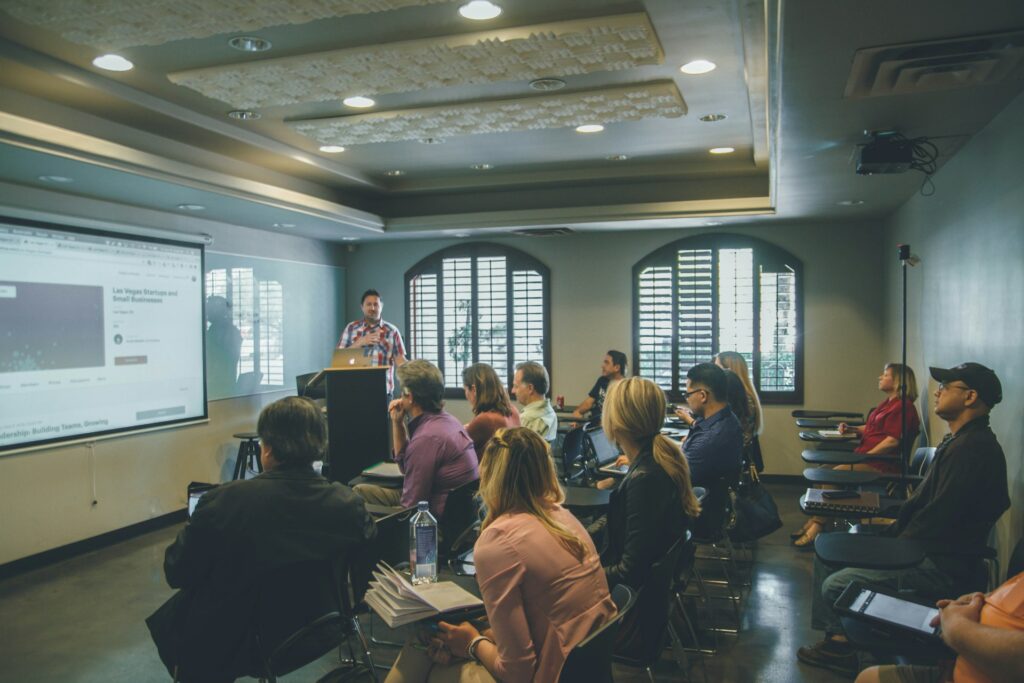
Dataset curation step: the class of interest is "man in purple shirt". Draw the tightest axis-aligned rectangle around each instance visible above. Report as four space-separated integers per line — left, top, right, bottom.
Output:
354 359 477 517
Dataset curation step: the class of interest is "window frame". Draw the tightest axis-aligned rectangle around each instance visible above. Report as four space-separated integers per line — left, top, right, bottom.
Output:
405 242 552 398
631 233 804 404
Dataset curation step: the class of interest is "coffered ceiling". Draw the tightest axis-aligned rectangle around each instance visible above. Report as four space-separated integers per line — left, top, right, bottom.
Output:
0 0 1021 242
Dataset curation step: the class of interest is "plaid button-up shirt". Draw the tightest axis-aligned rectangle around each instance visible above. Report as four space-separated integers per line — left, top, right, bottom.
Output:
338 318 406 394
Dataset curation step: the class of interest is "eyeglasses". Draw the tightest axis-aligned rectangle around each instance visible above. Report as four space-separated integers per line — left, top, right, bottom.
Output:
937 382 972 393
681 388 706 399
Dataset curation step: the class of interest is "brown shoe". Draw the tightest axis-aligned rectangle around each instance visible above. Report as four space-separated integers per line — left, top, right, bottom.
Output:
797 638 859 678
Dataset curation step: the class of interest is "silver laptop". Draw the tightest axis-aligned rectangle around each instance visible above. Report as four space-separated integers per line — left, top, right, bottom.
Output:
331 347 374 368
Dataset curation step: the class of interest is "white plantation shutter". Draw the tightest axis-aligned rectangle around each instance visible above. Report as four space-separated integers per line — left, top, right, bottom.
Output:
406 245 550 392
637 265 673 390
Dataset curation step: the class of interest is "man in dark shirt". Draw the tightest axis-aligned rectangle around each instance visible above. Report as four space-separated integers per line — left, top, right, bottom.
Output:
680 362 744 488
146 397 376 683
570 349 627 423
798 362 1009 678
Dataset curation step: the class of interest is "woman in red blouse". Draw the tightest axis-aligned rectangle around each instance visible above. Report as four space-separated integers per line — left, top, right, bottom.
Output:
461 363 520 458
793 363 920 547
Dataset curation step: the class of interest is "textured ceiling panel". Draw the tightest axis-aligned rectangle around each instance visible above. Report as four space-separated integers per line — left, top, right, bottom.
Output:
168 14 663 109
289 82 687 146
0 0 457 50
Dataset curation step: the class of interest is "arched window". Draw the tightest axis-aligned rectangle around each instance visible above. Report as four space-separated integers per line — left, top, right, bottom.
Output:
406 243 550 395
633 233 803 403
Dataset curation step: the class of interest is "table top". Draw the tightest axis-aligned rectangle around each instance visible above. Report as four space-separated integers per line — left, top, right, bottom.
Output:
801 449 867 465
795 418 865 429
814 532 926 570
562 485 612 509
802 467 880 486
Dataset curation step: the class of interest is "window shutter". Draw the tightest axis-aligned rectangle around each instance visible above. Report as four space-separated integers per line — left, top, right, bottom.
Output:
511 269 544 369
677 249 713 375
717 248 755 367
441 257 473 387
759 267 798 392
637 265 674 390
408 272 439 367
477 256 508 379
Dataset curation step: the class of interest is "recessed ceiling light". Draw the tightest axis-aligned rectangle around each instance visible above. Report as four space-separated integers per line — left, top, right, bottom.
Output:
530 78 566 91
273 222 296 228
385 170 405 177
709 147 735 154
606 154 629 161
576 124 604 134
92 54 134 71
699 113 727 122
343 96 375 108
227 110 260 120
459 1 502 20
471 163 493 170
342 237 359 242
176 204 206 211
705 220 724 226
228 36 272 52
838 199 865 206
680 59 716 75
38 175 74 183
319 145 346 153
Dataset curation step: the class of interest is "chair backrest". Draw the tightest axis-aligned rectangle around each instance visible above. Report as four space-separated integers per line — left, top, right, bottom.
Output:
559 584 637 683
256 558 350 678
560 427 587 481
439 478 481 559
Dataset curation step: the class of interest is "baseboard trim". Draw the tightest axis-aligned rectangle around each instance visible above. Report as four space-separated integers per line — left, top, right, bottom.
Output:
0 509 186 582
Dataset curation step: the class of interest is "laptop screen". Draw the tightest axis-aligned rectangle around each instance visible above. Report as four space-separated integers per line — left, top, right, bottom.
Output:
587 428 619 465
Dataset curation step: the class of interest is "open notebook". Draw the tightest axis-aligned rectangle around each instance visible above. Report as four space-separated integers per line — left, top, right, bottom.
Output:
364 562 483 628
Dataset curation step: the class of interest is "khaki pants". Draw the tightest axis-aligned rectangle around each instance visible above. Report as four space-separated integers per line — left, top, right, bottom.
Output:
384 642 496 683
354 483 403 508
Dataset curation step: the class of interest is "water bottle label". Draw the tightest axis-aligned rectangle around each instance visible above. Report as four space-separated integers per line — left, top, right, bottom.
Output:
416 526 437 565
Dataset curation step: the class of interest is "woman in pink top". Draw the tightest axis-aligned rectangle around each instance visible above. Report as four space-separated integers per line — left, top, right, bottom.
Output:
462 363 521 458
385 428 616 683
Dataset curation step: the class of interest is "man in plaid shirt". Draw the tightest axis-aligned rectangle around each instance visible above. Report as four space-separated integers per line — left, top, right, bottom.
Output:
338 289 406 395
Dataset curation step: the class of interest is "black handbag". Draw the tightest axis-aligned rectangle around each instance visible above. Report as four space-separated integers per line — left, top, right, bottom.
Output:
728 466 782 542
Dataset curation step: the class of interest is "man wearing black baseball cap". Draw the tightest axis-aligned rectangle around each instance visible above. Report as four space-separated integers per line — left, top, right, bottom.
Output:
799 362 1009 678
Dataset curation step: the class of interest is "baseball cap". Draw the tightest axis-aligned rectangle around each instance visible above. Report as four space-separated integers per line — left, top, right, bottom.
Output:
930 363 1002 407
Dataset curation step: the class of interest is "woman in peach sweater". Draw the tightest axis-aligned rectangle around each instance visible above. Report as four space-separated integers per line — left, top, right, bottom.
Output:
385 428 616 683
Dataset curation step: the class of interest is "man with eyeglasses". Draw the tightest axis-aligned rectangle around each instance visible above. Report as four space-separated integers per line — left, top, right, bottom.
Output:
798 362 1010 678
678 362 744 489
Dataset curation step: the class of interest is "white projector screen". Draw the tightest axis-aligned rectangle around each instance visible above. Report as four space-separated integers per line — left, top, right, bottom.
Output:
0 217 207 454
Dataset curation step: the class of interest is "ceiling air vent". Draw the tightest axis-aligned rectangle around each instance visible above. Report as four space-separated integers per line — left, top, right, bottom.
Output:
510 227 575 237
844 30 1024 98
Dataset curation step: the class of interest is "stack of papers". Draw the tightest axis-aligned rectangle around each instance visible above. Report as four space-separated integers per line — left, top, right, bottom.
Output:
364 562 483 628
361 462 403 479
818 429 857 440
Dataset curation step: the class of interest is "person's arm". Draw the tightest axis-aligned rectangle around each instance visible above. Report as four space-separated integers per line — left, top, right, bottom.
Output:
339 323 355 348
572 396 595 418
390 399 409 459
392 327 407 366
898 446 976 538
864 436 899 455
939 594 1024 683
681 428 709 485
674 406 695 426
163 501 217 589
604 470 674 588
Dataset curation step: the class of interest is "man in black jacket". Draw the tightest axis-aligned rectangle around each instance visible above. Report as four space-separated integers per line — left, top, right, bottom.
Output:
146 397 376 683
798 363 1009 678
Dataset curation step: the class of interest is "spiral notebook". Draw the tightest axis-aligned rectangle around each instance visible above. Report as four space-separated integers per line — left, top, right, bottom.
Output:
804 488 880 515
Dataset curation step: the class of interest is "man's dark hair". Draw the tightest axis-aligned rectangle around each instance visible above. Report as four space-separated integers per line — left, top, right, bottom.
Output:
361 289 381 304
686 362 728 402
607 350 627 375
516 361 550 397
256 396 326 465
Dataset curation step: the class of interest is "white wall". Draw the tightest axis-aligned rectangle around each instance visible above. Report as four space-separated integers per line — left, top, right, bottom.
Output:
0 187 346 565
882 89 1024 569
347 221 889 475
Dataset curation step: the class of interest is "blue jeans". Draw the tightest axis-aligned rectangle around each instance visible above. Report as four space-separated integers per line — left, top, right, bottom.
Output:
811 555 953 634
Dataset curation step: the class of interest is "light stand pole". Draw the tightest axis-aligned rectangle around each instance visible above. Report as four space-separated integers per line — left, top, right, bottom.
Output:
897 244 911 485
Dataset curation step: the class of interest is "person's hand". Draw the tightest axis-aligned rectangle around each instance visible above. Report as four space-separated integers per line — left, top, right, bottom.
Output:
932 592 985 628
388 398 406 420
837 422 850 435
613 455 629 467
436 621 480 659
426 638 452 665
596 477 616 490
674 407 694 424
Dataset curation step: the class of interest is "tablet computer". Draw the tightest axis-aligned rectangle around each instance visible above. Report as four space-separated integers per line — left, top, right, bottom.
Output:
187 482 218 517
834 582 943 644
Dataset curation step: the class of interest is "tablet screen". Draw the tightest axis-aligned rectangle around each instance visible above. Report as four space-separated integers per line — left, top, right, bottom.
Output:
850 590 939 634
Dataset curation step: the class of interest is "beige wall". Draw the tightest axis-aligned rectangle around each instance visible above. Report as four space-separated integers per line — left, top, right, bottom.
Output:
882 89 1024 570
0 188 346 565
347 221 889 475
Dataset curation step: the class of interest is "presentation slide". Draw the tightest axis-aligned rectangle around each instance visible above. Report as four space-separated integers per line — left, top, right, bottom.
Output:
0 218 207 453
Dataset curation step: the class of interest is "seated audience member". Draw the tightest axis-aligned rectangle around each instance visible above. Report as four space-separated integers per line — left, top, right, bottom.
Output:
678 362 744 489
794 362 921 547
856 571 1024 683
714 351 764 463
461 363 520 457
355 360 477 516
385 428 617 683
146 397 376 683
798 363 1010 678
512 361 558 442
597 377 702 591
570 349 627 423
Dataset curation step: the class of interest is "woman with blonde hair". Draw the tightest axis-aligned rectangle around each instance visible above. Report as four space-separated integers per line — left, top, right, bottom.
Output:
461 363 520 457
385 427 616 683
600 377 701 590
714 351 763 438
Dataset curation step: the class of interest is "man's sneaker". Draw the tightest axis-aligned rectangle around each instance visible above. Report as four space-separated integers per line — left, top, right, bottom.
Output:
797 638 859 678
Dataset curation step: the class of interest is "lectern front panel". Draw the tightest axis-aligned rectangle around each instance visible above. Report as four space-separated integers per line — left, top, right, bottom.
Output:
324 368 389 484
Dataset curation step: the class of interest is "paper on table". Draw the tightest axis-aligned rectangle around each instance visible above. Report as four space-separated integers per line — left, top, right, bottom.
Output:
362 462 403 478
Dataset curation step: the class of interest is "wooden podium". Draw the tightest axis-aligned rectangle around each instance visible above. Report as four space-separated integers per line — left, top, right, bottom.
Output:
307 366 390 485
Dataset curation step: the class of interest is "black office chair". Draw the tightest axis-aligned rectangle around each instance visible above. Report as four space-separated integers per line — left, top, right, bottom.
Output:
439 478 480 560
559 427 587 483
558 584 637 683
296 371 326 400
252 557 378 683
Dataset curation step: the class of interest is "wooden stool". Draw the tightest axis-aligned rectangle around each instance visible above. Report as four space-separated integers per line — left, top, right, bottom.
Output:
232 432 262 480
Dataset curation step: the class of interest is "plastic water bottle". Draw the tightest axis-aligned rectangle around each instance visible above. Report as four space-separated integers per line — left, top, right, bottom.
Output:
409 501 438 585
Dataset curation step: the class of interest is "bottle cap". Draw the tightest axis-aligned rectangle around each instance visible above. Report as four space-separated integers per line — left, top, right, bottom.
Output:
417 501 429 510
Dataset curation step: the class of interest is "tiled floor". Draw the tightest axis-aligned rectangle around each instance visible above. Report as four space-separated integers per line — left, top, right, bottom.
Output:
0 482 851 682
